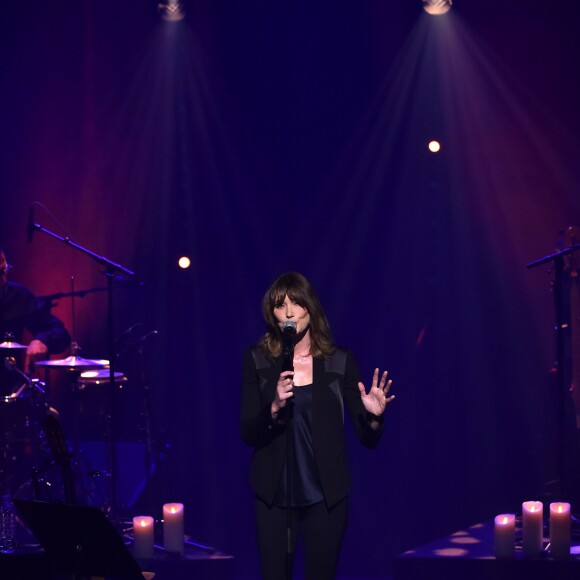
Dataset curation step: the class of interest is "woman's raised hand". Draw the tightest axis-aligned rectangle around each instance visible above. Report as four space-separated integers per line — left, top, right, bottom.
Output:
358 368 394 417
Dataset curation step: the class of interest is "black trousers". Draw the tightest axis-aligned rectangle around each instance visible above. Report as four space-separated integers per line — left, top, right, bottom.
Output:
255 496 348 580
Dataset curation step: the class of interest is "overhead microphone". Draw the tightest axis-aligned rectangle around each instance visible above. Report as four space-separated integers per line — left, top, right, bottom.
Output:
137 330 159 344
27 205 35 243
115 326 158 356
114 322 143 347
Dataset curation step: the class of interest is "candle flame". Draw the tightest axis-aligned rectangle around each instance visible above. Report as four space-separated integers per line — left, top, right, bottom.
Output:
502 516 508 524
558 505 563 513
140 520 147 527
170 507 176 514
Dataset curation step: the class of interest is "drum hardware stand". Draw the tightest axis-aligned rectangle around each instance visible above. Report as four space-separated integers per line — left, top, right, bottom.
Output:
117 328 162 513
4 357 45 398
1 332 22 346
28 215 138 516
137 330 162 513
67 277 89 462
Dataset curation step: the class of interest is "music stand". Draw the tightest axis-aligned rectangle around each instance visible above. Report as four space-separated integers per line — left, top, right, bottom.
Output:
13 499 144 579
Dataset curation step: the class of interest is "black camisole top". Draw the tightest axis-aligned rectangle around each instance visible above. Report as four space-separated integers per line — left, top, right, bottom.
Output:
273 384 325 507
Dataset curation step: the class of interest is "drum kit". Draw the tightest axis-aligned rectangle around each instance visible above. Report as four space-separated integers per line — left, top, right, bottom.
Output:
0 337 128 508
4 217 152 516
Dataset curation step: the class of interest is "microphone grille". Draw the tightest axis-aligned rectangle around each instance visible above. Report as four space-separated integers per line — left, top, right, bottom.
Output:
282 320 297 334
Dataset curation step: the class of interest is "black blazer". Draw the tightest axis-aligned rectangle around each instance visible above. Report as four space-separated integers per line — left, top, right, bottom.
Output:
241 346 383 508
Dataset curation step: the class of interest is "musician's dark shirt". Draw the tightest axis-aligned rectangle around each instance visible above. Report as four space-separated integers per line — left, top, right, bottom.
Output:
0 281 70 390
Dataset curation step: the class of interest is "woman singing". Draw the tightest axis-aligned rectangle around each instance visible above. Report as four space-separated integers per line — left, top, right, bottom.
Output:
241 272 395 579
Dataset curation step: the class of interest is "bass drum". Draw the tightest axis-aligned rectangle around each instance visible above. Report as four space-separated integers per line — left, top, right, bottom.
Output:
13 414 109 511
13 451 109 511
0 390 47 443
0 388 49 494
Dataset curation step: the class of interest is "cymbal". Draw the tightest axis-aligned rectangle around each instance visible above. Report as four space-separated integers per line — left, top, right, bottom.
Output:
0 341 28 349
34 356 110 371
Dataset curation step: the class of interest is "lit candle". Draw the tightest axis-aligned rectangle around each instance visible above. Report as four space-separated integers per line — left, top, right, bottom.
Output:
522 501 543 557
163 502 184 555
132 516 154 559
494 514 515 558
549 502 570 559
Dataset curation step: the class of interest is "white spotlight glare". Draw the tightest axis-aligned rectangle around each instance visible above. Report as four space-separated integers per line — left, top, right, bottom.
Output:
158 0 185 22
422 0 453 15
178 256 191 269
428 140 441 153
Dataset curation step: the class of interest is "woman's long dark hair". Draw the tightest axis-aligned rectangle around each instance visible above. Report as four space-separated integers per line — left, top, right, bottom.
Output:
259 272 335 359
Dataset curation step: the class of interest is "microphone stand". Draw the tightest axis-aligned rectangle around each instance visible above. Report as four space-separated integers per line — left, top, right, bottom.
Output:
29 220 137 516
127 330 159 513
282 334 294 580
528 243 580 501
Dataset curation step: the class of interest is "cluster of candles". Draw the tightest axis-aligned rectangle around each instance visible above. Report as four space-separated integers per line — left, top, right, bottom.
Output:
132 503 185 559
494 501 571 559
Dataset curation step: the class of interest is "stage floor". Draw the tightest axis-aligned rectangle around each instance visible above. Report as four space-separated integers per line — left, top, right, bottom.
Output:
395 519 580 580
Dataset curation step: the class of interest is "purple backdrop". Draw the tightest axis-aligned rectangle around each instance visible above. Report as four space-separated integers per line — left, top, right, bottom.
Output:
1 1 580 578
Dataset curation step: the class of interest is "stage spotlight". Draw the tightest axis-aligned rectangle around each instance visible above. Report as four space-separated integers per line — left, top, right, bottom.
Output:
178 256 191 269
428 140 442 153
158 0 185 22
422 0 453 15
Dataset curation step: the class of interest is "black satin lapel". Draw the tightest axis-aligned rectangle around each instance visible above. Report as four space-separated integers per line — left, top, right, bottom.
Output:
314 355 345 422
254 351 284 395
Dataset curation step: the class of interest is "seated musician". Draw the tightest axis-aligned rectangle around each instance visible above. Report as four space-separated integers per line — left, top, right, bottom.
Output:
0 247 70 393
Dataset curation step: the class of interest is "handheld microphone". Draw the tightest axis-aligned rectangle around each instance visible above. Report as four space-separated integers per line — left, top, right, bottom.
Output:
27 205 35 243
283 320 297 335
282 320 296 372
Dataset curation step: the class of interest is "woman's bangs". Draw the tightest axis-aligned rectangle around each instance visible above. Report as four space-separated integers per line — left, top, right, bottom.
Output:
270 286 306 308
286 287 307 307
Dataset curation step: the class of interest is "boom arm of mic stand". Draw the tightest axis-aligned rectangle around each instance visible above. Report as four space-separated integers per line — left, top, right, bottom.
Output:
30 221 137 514
527 244 580 269
30 222 136 277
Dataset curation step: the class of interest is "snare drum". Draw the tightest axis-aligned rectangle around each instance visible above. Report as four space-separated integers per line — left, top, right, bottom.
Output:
78 370 127 388
76 370 128 439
